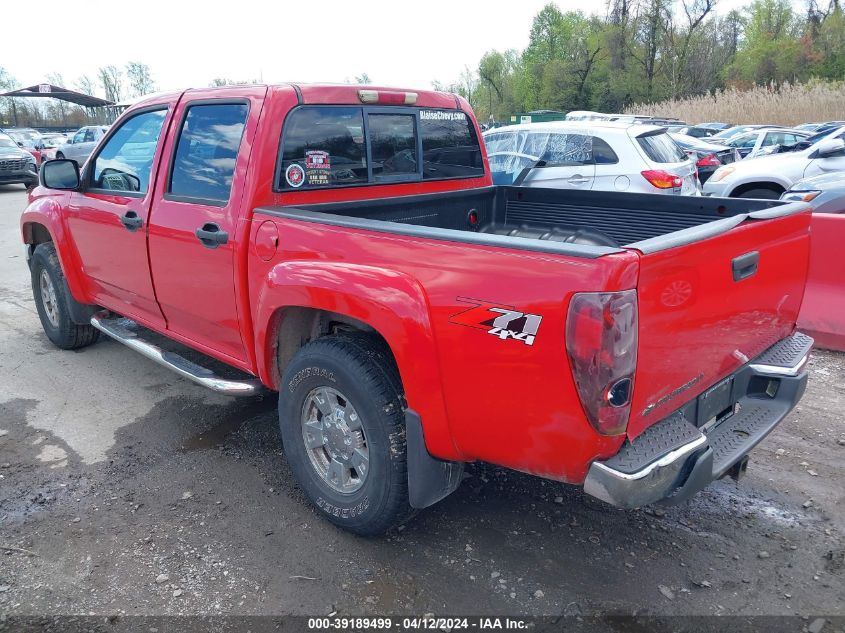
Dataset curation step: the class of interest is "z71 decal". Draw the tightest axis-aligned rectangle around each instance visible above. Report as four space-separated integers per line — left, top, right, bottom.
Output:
449 298 542 346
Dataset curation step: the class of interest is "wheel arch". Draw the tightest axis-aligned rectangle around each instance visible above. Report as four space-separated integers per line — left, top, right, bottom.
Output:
729 180 787 198
254 261 462 461
21 204 93 316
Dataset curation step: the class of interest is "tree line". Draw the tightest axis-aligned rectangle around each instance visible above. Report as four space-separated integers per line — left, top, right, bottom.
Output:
437 0 845 123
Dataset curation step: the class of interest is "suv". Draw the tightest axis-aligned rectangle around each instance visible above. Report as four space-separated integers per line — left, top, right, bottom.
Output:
56 125 109 166
0 132 38 188
483 121 698 195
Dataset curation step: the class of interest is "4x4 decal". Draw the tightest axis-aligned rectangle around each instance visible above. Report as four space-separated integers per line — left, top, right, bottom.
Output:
449 297 542 346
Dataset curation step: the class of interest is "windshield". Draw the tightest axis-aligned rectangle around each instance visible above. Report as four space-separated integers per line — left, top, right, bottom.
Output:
0 136 18 149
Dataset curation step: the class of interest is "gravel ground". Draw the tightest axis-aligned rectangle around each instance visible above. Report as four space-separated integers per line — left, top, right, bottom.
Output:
0 186 843 621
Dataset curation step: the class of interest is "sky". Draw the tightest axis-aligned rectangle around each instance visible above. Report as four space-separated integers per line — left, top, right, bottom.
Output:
4 0 757 97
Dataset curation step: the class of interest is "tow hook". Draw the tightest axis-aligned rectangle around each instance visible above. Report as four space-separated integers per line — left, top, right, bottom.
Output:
726 455 750 482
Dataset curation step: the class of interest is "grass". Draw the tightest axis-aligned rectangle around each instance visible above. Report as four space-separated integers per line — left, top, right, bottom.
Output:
626 80 845 126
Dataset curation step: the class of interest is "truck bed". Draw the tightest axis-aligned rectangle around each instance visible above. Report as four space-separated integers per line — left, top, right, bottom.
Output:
261 186 807 257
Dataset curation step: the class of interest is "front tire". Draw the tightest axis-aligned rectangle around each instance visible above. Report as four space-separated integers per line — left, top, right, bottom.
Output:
30 243 100 350
278 334 412 535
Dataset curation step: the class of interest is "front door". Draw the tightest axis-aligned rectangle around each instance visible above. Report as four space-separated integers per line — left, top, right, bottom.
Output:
147 88 266 363
65 107 173 328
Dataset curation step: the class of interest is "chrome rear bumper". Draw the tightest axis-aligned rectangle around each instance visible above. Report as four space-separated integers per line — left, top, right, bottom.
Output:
584 332 812 508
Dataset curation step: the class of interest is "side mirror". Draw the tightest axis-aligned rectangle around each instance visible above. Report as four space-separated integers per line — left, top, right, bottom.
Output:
40 159 80 190
16 141 24 147
815 138 845 158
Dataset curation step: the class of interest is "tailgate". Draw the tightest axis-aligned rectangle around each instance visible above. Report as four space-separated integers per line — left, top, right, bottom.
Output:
627 210 811 439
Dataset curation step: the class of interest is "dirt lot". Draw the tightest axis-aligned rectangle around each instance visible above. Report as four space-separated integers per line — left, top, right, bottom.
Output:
0 185 843 620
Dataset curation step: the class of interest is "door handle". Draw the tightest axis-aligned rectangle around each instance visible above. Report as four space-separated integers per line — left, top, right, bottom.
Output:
732 251 759 282
195 223 229 249
568 175 590 184
120 210 143 232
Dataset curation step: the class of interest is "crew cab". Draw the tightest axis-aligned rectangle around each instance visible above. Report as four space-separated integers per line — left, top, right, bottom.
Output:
22 84 813 535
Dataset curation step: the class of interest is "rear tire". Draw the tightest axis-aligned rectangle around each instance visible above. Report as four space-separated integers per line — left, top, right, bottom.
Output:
278 333 412 535
55 152 64 160
30 243 100 350
736 188 781 200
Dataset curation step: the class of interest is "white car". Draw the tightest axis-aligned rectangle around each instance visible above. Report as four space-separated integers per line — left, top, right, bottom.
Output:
483 121 699 196
703 126 845 199
722 127 809 160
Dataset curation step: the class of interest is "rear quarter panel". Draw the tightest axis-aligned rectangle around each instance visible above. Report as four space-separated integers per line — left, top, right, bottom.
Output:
248 216 638 482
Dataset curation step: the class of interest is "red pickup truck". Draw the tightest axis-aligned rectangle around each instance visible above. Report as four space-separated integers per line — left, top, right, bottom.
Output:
22 84 813 535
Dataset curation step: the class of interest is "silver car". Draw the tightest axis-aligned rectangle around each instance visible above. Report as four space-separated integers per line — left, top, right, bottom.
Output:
483 121 699 195
55 125 109 166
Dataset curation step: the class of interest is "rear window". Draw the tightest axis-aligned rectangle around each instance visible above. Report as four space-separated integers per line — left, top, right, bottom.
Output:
278 106 483 190
637 132 687 163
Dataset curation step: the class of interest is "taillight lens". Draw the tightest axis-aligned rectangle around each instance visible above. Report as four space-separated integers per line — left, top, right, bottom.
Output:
696 153 721 167
565 290 638 436
641 169 683 189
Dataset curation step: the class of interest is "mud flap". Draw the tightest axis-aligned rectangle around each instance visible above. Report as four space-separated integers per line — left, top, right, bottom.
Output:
405 409 464 509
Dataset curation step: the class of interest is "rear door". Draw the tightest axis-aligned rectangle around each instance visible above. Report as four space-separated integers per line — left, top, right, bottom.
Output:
627 210 812 439
524 131 595 190
147 87 266 363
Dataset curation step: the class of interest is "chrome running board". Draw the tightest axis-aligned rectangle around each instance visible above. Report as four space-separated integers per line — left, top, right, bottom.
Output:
90 312 263 396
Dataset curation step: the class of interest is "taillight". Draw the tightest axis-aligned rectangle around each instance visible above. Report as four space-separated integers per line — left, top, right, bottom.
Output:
696 153 721 167
641 169 682 189
358 89 418 105
565 290 638 436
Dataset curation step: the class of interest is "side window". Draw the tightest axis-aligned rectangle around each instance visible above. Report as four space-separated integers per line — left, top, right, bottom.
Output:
91 109 167 194
168 103 249 203
73 129 86 144
420 110 484 179
590 137 619 164
542 133 594 165
280 107 367 189
368 113 417 180
83 128 96 142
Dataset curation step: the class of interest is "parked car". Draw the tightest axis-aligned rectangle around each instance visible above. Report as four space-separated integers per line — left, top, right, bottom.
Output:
673 125 718 138
805 121 845 137
25 83 812 535
710 124 779 142
723 128 809 159
56 125 109 166
697 122 731 130
483 121 699 195
38 133 70 162
3 127 44 165
669 133 739 183
781 171 845 213
703 125 845 198
0 132 39 188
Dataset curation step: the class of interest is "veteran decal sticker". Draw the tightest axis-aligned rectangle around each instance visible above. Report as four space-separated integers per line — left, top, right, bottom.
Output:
285 163 305 188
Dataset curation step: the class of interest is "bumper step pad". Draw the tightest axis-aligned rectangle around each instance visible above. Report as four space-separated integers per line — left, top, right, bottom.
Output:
753 331 813 369
584 332 812 508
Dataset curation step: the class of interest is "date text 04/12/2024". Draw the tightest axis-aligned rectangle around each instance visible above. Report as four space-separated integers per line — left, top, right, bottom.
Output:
307 617 529 630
